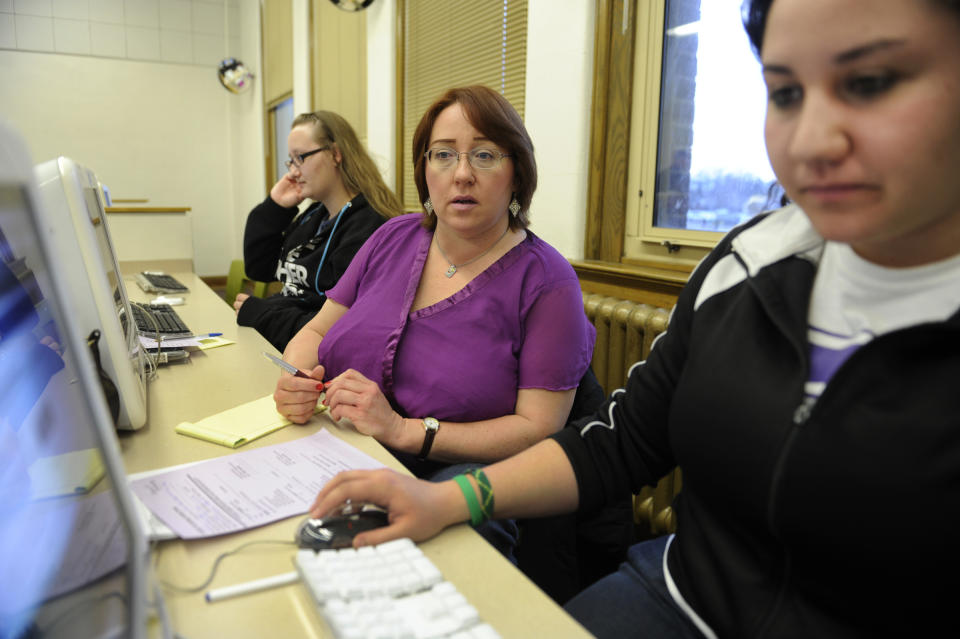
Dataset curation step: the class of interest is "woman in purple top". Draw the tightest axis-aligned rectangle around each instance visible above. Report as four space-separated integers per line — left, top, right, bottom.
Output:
274 85 595 557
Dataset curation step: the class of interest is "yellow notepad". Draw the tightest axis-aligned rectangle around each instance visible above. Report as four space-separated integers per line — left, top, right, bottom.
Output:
174 394 322 448
194 335 235 350
28 448 105 499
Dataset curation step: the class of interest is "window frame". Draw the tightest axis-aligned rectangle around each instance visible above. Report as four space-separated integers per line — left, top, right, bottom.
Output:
587 0 730 271
265 94 295 192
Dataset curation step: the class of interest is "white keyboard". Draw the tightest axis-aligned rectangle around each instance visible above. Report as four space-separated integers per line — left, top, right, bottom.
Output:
294 537 499 639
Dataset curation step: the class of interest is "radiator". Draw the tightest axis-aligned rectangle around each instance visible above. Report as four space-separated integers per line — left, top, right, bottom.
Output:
582 293 671 395
581 292 680 537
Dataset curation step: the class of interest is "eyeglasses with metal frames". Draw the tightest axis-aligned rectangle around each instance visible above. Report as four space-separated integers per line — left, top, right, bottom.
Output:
424 147 514 170
284 146 330 170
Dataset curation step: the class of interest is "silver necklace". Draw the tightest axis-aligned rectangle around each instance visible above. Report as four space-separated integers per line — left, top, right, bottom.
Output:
434 226 510 278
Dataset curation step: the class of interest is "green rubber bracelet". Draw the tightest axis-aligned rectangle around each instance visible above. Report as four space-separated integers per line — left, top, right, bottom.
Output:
453 474 485 527
470 468 494 521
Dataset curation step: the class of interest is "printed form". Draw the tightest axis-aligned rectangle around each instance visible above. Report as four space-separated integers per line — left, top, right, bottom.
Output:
129 430 386 539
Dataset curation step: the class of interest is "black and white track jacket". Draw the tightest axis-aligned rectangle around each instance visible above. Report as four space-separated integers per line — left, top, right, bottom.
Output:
554 204 960 638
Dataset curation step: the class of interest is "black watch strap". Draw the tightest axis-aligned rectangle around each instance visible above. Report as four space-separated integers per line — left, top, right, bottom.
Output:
417 417 439 460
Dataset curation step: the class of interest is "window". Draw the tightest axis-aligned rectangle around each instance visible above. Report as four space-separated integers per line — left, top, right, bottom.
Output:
267 96 295 189
624 0 776 261
398 0 528 210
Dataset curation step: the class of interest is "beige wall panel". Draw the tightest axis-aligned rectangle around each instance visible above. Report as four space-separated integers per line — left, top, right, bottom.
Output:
311 0 367 139
263 0 295 104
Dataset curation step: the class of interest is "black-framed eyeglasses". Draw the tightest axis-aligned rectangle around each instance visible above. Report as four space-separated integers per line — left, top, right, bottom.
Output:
424 147 513 171
285 146 329 170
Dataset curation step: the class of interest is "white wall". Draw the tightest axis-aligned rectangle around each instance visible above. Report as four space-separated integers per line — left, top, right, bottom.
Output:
291 0 312 116
524 0 594 260
0 0 264 276
0 0 593 273
365 0 396 188
363 0 595 261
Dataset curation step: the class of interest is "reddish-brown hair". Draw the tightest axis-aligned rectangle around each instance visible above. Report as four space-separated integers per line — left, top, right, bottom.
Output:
412 85 536 230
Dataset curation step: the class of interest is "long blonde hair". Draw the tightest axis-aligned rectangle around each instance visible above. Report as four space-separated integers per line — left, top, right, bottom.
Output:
291 111 403 219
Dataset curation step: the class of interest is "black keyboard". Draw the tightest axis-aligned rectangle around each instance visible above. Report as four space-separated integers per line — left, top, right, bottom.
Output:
131 302 192 337
135 271 189 294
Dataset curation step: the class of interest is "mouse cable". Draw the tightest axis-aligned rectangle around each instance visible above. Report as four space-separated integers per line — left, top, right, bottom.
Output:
156 539 296 594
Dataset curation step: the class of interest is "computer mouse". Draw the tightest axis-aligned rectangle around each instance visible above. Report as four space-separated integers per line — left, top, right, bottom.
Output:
296 502 389 550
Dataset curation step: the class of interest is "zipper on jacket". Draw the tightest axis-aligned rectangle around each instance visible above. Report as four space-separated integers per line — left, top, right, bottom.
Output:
756 395 815 638
791 396 816 427
766 395 816 537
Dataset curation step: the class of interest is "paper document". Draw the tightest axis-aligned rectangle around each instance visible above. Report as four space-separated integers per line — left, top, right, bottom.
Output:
139 334 235 350
129 457 210 541
129 430 387 539
174 394 321 448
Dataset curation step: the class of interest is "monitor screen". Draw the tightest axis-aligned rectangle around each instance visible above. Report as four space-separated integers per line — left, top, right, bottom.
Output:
0 121 154 638
33 157 147 430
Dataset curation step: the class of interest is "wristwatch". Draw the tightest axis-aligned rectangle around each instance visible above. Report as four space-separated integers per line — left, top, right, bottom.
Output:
417 417 439 460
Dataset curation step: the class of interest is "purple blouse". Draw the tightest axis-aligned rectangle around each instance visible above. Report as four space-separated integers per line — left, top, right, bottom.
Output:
319 214 595 423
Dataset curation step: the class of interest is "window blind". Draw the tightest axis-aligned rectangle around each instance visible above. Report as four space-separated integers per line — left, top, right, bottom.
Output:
401 0 528 209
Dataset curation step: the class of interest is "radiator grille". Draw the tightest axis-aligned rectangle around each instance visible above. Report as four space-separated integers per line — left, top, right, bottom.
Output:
582 293 671 395
581 292 680 537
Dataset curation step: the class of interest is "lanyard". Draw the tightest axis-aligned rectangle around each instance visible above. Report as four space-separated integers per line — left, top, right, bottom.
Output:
313 201 352 295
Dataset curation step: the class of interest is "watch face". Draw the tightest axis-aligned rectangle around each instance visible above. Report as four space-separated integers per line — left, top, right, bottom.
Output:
424 417 439 431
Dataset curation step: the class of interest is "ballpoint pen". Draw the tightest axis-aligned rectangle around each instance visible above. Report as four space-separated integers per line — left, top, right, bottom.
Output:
261 351 311 378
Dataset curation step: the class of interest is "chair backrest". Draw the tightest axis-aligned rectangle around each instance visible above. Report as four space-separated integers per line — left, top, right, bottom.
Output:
225 259 269 306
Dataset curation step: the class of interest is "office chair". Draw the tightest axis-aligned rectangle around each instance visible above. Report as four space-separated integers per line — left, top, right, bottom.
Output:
225 259 269 306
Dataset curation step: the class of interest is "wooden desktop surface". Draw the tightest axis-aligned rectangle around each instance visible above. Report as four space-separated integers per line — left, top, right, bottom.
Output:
118 265 590 638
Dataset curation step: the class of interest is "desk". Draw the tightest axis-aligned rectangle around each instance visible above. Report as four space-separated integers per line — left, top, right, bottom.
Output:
118 265 590 638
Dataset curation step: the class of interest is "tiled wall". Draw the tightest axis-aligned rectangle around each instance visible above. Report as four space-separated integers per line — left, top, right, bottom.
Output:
0 0 243 66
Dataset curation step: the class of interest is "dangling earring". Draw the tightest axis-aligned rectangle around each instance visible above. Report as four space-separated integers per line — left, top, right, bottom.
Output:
509 195 521 218
424 198 434 215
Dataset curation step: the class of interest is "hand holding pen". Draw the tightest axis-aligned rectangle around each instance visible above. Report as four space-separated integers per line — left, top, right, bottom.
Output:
262 351 312 378
264 352 327 424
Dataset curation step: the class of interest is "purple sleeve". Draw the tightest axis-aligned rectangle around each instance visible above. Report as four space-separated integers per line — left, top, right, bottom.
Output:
518 279 595 391
325 221 386 307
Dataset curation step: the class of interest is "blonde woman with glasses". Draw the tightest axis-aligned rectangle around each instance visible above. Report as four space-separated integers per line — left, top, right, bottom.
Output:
236 110 402 351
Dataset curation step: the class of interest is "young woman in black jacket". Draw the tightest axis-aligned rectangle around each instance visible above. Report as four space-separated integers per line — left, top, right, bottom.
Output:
235 110 403 351
302 1 960 636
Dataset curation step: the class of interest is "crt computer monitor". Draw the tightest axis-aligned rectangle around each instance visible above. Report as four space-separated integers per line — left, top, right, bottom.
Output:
33 156 148 431
0 120 160 638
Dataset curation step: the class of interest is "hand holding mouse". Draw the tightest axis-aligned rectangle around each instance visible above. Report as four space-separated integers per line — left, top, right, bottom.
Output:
309 468 465 548
296 502 390 550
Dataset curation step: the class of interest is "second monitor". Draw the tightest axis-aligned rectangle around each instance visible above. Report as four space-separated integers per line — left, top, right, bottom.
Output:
33 156 148 431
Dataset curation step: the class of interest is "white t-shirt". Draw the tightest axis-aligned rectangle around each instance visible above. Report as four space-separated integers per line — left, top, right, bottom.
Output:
805 242 960 399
